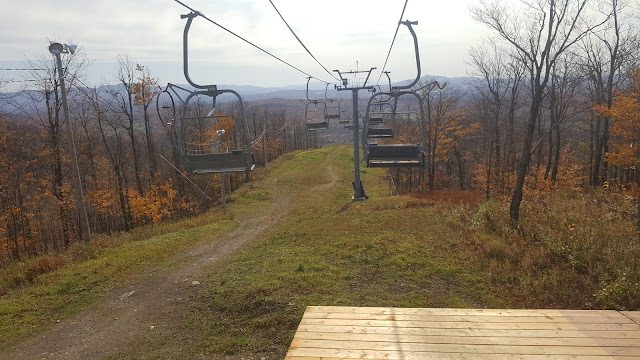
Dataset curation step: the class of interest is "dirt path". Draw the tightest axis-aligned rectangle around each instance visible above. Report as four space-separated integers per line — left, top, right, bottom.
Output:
1 183 294 360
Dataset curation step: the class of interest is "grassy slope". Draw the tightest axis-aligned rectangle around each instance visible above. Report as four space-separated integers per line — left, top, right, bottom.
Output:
4 145 635 359
170 146 500 358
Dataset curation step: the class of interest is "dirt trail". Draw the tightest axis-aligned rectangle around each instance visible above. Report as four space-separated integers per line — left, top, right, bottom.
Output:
1 184 294 360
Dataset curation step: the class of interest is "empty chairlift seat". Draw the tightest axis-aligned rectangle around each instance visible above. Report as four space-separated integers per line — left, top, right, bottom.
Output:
185 150 254 174
367 127 394 138
178 12 255 175
306 120 329 131
366 144 424 167
369 115 384 125
305 100 329 131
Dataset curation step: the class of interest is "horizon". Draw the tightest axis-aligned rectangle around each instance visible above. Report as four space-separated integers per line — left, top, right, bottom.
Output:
1 0 490 93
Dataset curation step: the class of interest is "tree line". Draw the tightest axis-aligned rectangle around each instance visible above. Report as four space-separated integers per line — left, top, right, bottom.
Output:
389 0 640 225
0 55 318 263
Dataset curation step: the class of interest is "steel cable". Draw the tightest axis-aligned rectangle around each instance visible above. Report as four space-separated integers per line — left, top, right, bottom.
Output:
173 0 333 85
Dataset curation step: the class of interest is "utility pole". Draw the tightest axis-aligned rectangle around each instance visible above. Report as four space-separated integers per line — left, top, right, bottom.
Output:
48 42 91 242
334 68 376 201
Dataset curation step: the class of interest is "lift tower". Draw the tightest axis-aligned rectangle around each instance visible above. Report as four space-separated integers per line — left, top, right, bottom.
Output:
333 68 376 201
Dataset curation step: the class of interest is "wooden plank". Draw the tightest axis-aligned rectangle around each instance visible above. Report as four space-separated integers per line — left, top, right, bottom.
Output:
299 318 639 331
294 325 640 339
285 357 637 360
303 312 635 324
623 312 640 325
290 339 640 356
286 347 640 359
285 307 640 360
307 306 624 318
292 331 640 347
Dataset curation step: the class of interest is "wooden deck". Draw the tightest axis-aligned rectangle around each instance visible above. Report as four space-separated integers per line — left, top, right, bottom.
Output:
285 306 640 359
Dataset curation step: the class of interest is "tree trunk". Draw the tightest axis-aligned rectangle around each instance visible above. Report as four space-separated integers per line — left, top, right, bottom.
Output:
486 139 493 200
551 125 561 183
128 124 144 196
510 86 543 223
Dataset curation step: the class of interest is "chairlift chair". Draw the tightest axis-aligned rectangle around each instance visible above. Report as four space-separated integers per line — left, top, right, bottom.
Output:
178 11 255 174
338 103 351 125
324 84 341 121
365 103 395 139
369 100 394 125
325 99 341 120
303 78 330 131
305 101 329 131
363 92 426 168
366 144 424 167
361 20 430 168
367 127 394 138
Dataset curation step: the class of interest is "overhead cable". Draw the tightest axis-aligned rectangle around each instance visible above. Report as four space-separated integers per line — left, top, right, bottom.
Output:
172 0 333 84
0 68 47 71
375 0 409 87
267 0 339 82
0 79 38 83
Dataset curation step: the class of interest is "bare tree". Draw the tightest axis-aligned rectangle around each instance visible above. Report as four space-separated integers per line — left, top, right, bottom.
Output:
544 55 584 183
111 55 144 196
577 0 636 186
468 41 512 198
13 48 89 247
471 0 609 222
86 87 133 232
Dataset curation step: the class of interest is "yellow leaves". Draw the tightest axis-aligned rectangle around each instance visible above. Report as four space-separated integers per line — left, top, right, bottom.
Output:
86 189 120 215
128 182 189 226
132 63 159 107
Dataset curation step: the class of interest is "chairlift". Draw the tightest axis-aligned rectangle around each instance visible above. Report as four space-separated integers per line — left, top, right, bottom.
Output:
303 77 329 131
324 84 341 120
344 117 363 130
305 101 329 131
338 101 351 125
369 96 395 125
362 20 430 168
366 97 396 139
178 12 255 174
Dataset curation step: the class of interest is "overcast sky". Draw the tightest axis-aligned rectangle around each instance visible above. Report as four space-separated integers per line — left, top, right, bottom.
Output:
0 0 492 90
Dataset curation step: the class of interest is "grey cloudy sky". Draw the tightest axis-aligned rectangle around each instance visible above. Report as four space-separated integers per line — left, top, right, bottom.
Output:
0 0 491 89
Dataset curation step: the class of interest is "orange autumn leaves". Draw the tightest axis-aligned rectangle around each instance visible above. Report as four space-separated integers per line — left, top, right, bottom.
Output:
595 69 640 170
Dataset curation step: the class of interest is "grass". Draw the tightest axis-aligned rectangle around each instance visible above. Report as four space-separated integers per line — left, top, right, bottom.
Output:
178 146 500 357
469 189 640 310
0 209 238 349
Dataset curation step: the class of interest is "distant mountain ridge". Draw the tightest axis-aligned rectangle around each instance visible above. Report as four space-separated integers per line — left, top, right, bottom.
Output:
1 75 476 116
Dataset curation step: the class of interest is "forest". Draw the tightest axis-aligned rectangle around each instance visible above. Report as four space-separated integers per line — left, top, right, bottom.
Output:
0 0 639 285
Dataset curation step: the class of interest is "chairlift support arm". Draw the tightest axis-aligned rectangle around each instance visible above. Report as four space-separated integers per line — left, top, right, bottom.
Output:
392 20 421 91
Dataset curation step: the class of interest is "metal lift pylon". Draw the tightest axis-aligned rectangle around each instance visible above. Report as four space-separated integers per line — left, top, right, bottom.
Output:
333 67 376 201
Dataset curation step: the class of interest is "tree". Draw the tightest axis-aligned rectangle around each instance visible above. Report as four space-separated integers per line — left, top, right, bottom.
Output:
132 64 159 180
579 0 636 187
84 86 133 231
112 55 144 196
421 83 468 191
544 55 584 183
468 41 512 198
16 48 89 247
471 0 608 222
594 68 640 229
